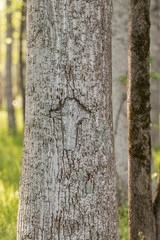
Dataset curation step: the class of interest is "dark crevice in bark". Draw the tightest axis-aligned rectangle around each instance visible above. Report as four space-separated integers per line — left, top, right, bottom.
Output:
49 97 92 114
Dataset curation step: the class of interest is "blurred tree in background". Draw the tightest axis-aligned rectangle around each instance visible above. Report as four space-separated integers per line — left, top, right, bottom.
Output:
0 0 25 239
6 0 16 132
0 0 26 118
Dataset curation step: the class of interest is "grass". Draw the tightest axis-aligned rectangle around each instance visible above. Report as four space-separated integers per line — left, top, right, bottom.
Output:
0 106 23 240
119 203 129 239
0 181 19 240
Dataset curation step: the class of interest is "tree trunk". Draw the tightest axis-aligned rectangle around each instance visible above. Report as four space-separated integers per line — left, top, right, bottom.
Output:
5 0 16 131
112 0 128 200
128 0 154 239
17 1 119 239
150 0 160 147
19 0 26 122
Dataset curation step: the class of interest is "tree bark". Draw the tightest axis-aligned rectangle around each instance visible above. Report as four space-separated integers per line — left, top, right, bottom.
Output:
5 0 16 131
19 0 26 122
128 0 154 239
112 0 128 200
17 1 119 239
150 0 160 147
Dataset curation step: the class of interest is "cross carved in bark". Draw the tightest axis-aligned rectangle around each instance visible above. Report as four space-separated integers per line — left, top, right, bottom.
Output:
61 98 90 150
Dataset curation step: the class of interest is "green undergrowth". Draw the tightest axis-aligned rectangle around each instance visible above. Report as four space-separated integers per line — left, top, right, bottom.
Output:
153 147 160 174
0 107 23 240
119 202 129 239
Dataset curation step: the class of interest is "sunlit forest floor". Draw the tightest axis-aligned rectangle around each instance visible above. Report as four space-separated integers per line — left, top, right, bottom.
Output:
0 107 23 240
0 108 159 239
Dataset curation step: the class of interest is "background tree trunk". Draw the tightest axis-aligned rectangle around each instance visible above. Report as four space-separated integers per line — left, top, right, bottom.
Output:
19 0 26 122
5 0 16 131
128 0 154 239
150 0 160 147
17 1 119 239
112 0 128 200
113 0 160 201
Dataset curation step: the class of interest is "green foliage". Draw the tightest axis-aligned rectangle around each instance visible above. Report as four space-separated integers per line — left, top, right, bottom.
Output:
118 71 160 84
149 56 160 80
0 181 19 240
118 75 127 84
150 71 160 80
153 147 160 173
151 172 158 180
153 123 160 130
138 232 145 240
119 202 129 239
149 56 153 65
0 107 23 240
118 57 160 85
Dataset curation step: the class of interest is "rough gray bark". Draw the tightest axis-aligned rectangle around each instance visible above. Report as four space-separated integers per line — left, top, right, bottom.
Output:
19 0 26 122
5 0 16 131
112 0 128 200
17 1 119 239
128 0 154 239
150 0 160 147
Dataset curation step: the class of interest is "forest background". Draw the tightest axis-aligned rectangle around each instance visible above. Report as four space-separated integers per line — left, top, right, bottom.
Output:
0 0 160 239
